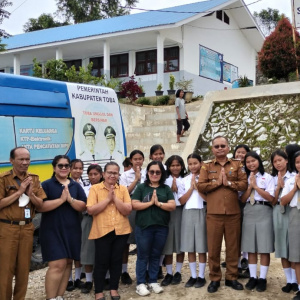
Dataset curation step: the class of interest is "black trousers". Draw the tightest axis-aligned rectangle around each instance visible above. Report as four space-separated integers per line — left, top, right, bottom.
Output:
94 230 129 293
176 118 190 135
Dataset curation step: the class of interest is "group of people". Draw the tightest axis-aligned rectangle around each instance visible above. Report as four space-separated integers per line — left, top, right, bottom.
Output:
1 137 300 300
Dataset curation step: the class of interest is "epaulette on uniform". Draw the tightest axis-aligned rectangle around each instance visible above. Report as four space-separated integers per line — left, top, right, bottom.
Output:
28 172 38 177
0 170 11 178
203 160 213 164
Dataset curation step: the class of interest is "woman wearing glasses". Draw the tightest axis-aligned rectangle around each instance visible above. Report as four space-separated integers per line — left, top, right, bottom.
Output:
39 155 87 300
87 162 132 300
132 161 176 296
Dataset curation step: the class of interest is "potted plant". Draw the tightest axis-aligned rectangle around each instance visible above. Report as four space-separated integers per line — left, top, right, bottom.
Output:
167 74 176 95
119 75 141 103
155 82 163 96
138 78 146 97
175 77 193 102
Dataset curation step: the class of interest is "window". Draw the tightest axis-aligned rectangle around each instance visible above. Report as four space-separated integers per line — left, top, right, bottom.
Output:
110 54 128 78
0 69 4 73
90 57 104 77
224 12 230 25
136 50 157 75
216 10 222 21
216 10 230 25
164 47 179 72
64 59 82 71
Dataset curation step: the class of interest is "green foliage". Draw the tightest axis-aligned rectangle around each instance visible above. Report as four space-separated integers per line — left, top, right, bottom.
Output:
105 77 123 91
136 97 151 105
175 77 193 91
169 73 175 90
238 75 251 87
258 18 300 82
56 0 138 24
0 1 12 38
23 13 69 32
0 38 6 52
156 82 163 91
153 95 169 106
253 8 282 36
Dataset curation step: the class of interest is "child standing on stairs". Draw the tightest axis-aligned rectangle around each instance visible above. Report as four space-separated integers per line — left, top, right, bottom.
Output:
175 89 190 143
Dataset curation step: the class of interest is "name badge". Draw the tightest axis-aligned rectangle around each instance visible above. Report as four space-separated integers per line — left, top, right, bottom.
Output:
25 208 31 219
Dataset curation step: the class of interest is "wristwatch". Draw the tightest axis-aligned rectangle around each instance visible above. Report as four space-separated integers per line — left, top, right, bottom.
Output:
228 181 232 187
159 202 163 208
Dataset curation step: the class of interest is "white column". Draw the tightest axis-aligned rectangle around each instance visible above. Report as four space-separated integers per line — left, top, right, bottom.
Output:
82 57 90 69
13 54 20 75
56 48 63 60
156 32 165 89
128 50 135 76
103 40 110 79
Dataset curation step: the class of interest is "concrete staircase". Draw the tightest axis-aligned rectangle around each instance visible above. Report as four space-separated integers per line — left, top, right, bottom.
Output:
120 100 203 166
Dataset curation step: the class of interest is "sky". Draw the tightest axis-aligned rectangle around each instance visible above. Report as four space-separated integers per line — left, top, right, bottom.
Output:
1 0 293 36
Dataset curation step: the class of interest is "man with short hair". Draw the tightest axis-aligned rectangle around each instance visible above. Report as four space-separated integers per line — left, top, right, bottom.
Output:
198 136 247 293
0 147 46 300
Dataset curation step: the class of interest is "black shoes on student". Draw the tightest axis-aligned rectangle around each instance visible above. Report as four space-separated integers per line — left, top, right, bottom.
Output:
207 281 220 293
225 279 244 290
121 272 132 285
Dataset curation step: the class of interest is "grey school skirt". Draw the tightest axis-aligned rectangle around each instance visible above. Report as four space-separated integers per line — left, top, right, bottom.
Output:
162 206 183 255
273 204 290 259
241 203 274 253
288 207 300 262
80 214 95 265
180 208 207 253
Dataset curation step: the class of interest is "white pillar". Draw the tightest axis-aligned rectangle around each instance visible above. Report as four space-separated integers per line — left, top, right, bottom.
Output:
156 32 165 89
56 48 63 60
13 54 20 75
103 40 110 79
128 50 135 76
82 57 90 69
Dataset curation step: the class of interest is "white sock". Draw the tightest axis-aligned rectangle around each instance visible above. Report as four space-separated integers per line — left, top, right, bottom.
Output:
259 265 269 279
198 263 206 278
159 255 165 266
176 262 183 273
86 272 93 282
68 271 73 281
298 284 300 291
122 264 128 273
249 264 257 278
189 262 197 278
242 252 248 259
105 270 110 279
292 268 298 283
166 264 173 275
75 267 81 280
283 268 292 283
238 257 241 268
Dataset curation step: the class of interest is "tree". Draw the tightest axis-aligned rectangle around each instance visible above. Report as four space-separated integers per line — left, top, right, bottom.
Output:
258 18 300 82
253 8 282 36
56 0 138 24
0 38 6 52
23 14 69 32
0 0 12 38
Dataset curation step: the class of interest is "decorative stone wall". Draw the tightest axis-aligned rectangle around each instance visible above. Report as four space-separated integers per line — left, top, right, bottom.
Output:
195 94 300 170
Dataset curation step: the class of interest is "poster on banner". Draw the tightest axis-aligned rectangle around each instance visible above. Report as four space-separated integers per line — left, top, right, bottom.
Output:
66 83 125 180
294 0 300 28
199 45 223 82
223 62 238 83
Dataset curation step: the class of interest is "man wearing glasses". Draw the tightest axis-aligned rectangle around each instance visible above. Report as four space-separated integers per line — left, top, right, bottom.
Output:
0 147 46 299
198 136 247 293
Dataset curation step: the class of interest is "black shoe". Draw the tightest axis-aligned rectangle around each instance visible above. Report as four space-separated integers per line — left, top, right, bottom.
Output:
241 268 250 279
282 283 293 293
157 266 164 279
161 273 173 286
80 272 86 279
81 281 93 294
74 278 85 289
194 277 206 288
256 278 267 292
104 278 110 290
245 277 257 290
121 272 132 285
207 281 220 293
293 290 300 300
238 268 243 278
225 279 244 290
129 247 137 255
66 280 75 291
292 283 299 292
241 258 249 270
221 261 226 268
171 272 182 285
185 277 197 288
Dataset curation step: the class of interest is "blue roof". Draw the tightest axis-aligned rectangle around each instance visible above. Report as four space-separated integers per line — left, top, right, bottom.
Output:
4 0 229 50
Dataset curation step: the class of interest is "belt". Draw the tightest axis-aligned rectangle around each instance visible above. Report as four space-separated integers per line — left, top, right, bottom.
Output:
0 219 32 226
250 201 272 208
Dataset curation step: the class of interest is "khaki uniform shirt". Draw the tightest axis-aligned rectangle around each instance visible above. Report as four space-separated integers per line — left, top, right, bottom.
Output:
0 170 46 221
198 158 247 215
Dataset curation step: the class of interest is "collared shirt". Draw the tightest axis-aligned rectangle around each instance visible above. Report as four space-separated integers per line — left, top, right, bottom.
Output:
245 172 275 202
175 97 186 119
165 175 183 206
178 174 205 209
87 182 131 239
198 158 247 214
119 168 146 195
273 171 294 203
0 169 46 220
281 175 299 207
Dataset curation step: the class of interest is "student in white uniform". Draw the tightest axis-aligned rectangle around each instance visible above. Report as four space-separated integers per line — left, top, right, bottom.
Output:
119 150 145 285
161 155 187 286
281 150 300 300
179 153 207 288
241 151 275 293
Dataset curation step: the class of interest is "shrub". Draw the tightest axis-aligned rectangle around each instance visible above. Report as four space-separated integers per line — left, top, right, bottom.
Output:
136 97 151 105
120 75 142 103
153 95 169 106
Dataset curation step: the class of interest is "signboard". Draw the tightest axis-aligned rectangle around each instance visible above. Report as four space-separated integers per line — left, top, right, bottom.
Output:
199 45 223 82
223 62 238 83
293 0 300 28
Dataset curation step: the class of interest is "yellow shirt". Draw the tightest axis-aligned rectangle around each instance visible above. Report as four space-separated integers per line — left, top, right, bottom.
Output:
87 182 132 239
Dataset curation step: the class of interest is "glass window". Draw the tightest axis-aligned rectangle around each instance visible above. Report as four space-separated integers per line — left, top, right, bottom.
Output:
110 54 128 78
135 50 157 75
64 59 82 71
224 12 230 25
164 47 179 72
90 57 104 77
216 10 222 21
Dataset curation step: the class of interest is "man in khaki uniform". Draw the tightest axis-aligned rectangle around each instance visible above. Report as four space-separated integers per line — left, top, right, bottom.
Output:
198 136 247 293
0 147 46 300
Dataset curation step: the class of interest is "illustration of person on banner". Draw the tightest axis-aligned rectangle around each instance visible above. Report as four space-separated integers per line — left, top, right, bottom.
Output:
80 123 101 162
102 126 124 163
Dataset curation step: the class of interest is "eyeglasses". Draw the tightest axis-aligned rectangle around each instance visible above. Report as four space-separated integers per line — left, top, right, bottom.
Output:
57 164 70 169
106 171 119 177
213 144 227 149
148 170 161 176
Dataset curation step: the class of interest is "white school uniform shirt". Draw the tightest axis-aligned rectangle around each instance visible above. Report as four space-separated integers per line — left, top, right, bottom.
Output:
281 175 299 207
245 172 275 203
119 168 146 195
177 173 205 209
273 171 294 203
165 175 183 206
